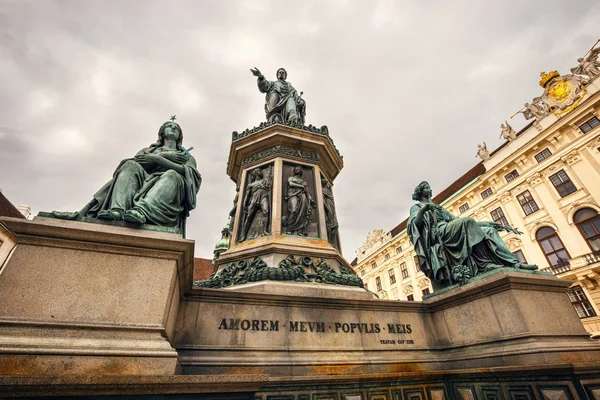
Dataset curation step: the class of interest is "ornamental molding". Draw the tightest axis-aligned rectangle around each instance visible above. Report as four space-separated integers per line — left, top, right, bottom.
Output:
527 172 543 186
241 145 319 166
402 284 414 295
499 192 512 204
506 237 522 251
417 278 430 289
561 149 582 166
586 135 600 149
195 255 363 289
528 219 558 241
566 200 599 224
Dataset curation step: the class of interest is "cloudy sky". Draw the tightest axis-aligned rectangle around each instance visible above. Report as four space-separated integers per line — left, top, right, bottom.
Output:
1 0 599 261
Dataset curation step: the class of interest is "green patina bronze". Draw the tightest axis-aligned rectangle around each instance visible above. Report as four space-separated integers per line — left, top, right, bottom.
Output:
195 255 363 289
250 67 306 125
50 119 201 237
407 181 537 290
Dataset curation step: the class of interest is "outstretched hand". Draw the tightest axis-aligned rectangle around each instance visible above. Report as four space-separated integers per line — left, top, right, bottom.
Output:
490 221 523 235
250 67 262 77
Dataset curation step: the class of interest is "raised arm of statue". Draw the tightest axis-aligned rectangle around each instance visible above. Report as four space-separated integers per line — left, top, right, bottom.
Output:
251 67 272 93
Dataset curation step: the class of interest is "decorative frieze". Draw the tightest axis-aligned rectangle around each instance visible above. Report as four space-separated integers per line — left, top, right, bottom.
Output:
241 145 319 166
195 255 363 289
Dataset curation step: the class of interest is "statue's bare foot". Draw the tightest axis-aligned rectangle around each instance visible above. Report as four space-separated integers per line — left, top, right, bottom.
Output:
51 211 79 220
124 209 146 224
97 209 123 221
515 263 538 271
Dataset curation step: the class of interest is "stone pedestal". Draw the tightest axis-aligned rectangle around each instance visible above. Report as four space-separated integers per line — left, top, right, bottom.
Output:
199 123 365 293
0 216 193 375
175 269 600 376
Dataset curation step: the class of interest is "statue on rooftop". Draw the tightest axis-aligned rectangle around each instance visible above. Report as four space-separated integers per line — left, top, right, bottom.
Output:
51 118 201 236
499 120 517 141
476 142 490 161
515 97 550 120
250 67 306 125
571 41 600 79
407 181 537 289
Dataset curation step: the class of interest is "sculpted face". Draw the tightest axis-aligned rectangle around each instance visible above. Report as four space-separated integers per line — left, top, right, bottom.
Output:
277 68 287 80
163 122 180 142
421 183 432 199
293 166 302 176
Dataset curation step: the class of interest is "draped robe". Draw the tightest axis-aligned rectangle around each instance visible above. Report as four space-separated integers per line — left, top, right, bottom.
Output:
81 144 201 236
407 202 519 283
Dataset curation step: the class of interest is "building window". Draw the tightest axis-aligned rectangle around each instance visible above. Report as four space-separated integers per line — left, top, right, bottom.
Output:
516 190 539 216
400 262 409 279
535 148 552 163
413 255 420 272
574 208 600 251
422 288 430 296
375 276 382 291
481 187 493 199
512 250 527 264
384 253 390 261
407 294 414 301
579 116 600 134
396 246 402 254
490 207 509 226
388 268 396 285
459 203 469 213
504 169 519 183
567 286 597 318
549 170 577 197
536 226 570 267
371 261 377 269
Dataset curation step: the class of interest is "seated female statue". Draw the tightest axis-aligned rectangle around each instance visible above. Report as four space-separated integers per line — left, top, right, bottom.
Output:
52 119 201 235
407 181 536 288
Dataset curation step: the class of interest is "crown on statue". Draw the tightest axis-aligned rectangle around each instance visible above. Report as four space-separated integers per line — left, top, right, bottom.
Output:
539 71 559 87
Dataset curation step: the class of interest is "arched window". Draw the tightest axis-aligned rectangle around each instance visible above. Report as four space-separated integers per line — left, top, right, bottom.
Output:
574 208 600 251
536 227 570 267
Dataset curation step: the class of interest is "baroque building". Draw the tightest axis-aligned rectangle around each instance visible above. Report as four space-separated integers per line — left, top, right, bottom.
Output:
353 72 600 338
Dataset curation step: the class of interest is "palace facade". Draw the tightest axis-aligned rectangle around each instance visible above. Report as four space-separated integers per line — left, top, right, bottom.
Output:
352 73 600 338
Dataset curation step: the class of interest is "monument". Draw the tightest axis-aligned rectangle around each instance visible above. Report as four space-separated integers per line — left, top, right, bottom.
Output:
408 181 537 290
1 68 600 399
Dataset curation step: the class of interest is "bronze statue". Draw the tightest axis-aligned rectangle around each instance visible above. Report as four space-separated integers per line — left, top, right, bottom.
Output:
52 118 201 236
250 67 306 125
227 186 240 232
407 181 537 289
283 165 316 236
240 166 271 241
321 177 339 249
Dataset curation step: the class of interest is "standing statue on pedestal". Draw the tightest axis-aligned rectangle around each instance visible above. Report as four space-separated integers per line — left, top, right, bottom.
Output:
407 182 537 289
227 186 240 233
283 166 316 236
240 166 272 242
52 118 201 236
250 67 306 125
321 177 340 249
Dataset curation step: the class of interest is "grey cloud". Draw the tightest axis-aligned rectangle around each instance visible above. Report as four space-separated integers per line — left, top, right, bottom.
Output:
1 0 599 260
